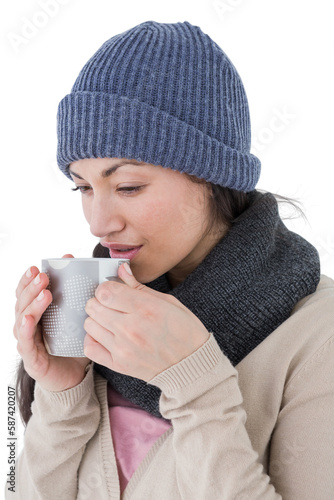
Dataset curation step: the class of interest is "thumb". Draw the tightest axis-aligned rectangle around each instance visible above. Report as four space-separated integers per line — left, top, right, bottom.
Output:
62 254 75 258
117 262 146 290
117 262 183 307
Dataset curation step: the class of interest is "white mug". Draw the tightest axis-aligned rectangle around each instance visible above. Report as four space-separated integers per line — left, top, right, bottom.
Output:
41 258 129 357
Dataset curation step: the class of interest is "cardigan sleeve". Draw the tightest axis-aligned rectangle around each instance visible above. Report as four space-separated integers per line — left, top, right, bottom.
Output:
149 333 282 499
269 333 334 499
7 363 101 500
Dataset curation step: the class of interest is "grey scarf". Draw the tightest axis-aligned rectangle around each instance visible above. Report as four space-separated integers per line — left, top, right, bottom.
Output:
93 191 320 418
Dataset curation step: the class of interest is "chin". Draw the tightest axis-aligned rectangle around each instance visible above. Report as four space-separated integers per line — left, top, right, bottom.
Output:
134 272 157 284
131 265 162 284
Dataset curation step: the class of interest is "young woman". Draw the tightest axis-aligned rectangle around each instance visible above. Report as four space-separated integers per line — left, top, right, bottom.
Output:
11 21 334 499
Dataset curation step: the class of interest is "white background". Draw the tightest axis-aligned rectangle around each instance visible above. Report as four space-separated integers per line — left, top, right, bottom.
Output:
1 0 333 487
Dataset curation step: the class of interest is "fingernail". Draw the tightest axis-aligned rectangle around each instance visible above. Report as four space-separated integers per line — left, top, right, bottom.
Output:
26 268 32 278
36 290 44 301
124 262 133 276
21 316 27 327
34 274 41 285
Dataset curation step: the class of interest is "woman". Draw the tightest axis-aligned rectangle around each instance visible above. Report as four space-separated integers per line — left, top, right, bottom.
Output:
11 21 334 499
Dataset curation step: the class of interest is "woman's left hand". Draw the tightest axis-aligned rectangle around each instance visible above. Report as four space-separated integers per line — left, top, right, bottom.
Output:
83 263 210 381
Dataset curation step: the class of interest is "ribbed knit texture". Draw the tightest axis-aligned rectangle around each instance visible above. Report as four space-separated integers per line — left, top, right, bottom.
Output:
93 191 321 418
149 333 224 395
57 21 261 191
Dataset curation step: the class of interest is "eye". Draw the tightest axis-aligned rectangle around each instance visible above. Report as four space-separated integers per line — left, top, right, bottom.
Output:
116 186 144 194
71 186 92 194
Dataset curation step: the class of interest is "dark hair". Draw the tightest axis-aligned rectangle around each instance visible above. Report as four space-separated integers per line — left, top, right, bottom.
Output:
15 184 303 425
201 182 250 231
16 360 36 426
183 176 304 232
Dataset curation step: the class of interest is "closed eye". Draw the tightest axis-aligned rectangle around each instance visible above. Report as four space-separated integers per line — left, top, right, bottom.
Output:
71 186 91 194
71 185 145 195
116 186 145 194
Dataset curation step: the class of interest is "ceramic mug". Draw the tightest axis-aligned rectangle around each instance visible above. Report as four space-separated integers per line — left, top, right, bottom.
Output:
41 258 129 357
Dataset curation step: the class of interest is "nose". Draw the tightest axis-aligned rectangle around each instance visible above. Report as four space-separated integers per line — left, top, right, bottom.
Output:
88 195 125 238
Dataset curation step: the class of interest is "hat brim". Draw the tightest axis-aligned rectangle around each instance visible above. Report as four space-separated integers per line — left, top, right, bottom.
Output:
57 91 260 192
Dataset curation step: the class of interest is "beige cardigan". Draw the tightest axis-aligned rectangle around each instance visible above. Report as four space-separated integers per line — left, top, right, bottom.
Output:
7 275 334 499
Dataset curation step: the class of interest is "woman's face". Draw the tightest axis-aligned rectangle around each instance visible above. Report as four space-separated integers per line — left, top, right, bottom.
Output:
69 157 225 286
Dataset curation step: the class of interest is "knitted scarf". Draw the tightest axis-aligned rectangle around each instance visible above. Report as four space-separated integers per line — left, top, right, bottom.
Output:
94 191 320 418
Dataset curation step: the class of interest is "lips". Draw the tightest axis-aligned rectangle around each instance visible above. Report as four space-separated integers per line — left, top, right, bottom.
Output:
100 242 143 260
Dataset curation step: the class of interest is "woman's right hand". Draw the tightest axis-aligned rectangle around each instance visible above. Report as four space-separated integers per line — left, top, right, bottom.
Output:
13 255 91 392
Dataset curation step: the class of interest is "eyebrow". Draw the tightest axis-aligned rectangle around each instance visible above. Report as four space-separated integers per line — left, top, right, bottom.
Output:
68 160 143 180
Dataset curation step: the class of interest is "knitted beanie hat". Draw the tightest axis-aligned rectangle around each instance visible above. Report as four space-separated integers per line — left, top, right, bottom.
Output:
57 21 261 192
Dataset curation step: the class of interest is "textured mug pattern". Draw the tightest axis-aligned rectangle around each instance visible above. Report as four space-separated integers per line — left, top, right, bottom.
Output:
41 258 129 357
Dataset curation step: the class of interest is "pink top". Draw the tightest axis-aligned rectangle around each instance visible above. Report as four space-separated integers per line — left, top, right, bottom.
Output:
107 384 172 493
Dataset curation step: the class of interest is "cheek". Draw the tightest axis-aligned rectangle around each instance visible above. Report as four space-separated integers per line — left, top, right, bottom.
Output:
170 194 209 233
135 197 175 229
82 198 91 223
149 206 205 253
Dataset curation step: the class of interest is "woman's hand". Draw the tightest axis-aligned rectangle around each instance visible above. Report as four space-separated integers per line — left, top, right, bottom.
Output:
83 263 210 381
14 255 91 392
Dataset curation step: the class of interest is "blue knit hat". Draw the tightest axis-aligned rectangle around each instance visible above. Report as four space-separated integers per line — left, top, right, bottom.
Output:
57 21 260 192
